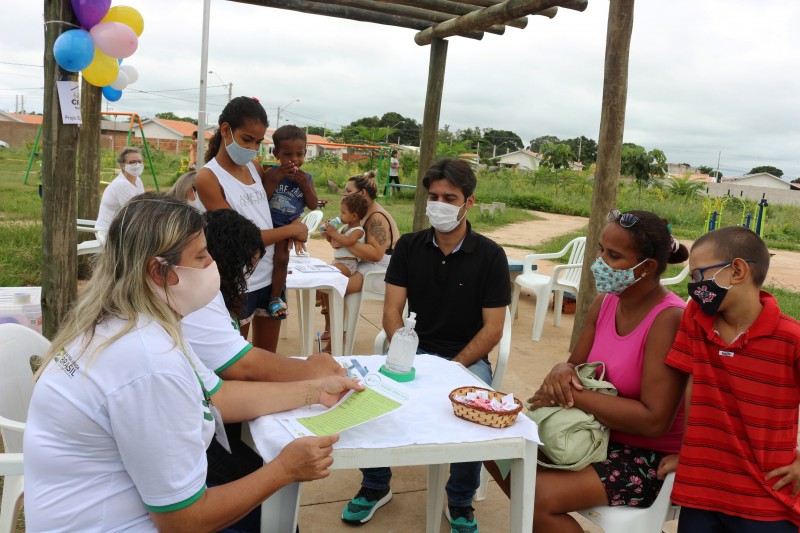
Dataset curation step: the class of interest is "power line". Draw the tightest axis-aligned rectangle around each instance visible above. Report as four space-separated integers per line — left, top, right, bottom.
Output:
0 61 43 68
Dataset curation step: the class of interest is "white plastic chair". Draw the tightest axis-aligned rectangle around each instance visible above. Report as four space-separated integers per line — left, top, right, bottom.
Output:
301 210 324 233
343 269 387 356
77 218 103 257
510 236 586 341
577 472 679 533
0 324 51 533
661 265 690 286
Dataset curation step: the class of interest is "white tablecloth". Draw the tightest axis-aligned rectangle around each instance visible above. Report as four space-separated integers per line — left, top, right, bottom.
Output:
286 256 348 297
249 354 541 462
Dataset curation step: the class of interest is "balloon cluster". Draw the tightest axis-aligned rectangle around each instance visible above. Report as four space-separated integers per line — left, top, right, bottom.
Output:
53 0 144 102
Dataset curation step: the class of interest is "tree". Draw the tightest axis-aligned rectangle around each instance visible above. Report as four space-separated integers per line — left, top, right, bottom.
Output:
749 165 784 178
563 136 598 166
620 146 667 193
155 111 197 125
529 135 560 153
668 176 705 197
482 128 523 155
709 170 723 180
697 165 714 174
792 177 800 184
540 142 575 171
306 126 327 137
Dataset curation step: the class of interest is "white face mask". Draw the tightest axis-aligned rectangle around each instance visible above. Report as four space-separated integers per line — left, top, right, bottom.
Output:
426 200 466 233
151 260 220 317
124 163 144 177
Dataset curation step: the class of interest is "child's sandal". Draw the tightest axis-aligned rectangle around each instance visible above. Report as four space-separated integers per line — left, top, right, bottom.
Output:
267 297 288 320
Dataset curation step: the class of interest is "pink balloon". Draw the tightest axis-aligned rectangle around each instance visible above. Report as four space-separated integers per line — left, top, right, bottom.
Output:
71 0 111 29
89 22 138 59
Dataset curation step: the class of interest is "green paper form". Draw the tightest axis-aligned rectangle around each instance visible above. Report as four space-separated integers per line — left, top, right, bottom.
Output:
296 387 402 436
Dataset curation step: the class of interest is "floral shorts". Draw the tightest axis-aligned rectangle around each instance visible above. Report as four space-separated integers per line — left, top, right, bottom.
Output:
591 441 668 508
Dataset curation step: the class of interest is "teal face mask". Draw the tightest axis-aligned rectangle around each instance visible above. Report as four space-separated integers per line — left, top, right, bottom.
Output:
225 126 257 166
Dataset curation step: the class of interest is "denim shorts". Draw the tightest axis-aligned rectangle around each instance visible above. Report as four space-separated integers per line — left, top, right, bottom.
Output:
240 284 284 325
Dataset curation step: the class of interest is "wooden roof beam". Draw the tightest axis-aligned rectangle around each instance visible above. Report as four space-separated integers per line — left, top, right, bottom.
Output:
312 0 506 35
456 0 557 19
377 0 528 29
234 0 486 39
414 0 565 45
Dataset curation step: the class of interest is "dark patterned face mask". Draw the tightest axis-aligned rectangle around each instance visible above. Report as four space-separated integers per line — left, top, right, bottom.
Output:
687 263 731 315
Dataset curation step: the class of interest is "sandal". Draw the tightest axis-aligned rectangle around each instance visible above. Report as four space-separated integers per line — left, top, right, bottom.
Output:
267 297 288 320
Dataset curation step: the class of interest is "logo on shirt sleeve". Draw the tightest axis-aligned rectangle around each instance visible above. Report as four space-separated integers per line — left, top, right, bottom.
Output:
54 349 80 378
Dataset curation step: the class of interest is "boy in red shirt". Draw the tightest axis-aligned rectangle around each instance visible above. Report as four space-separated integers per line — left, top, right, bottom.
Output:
666 226 800 531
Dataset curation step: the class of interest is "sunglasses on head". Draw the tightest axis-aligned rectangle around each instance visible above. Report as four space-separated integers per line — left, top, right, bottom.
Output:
607 209 639 228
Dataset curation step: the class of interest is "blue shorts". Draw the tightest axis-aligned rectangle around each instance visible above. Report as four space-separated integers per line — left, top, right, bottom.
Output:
678 507 797 533
240 285 286 325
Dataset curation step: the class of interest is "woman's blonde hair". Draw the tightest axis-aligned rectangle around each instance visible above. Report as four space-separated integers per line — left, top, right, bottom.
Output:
169 171 197 201
348 170 377 199
38 193 205 377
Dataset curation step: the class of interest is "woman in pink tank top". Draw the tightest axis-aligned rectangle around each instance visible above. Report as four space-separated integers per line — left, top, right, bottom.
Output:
488 210 690 533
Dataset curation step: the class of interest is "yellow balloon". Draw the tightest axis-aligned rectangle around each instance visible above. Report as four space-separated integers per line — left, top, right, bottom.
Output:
100 6 144 37
82 48 119 87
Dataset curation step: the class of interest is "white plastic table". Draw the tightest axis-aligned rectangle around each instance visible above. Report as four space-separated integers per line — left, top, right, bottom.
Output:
286 256 348 356
247 354 540 533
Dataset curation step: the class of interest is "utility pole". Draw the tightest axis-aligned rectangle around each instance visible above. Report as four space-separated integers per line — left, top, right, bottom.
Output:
715 150 721 183
577 137 583 162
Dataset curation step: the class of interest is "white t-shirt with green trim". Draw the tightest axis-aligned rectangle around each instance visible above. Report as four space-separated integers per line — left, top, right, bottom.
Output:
24 317 221 532
182 291 252 374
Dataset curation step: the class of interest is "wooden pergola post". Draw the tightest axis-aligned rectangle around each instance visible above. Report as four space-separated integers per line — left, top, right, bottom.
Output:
42 0 80 337
412 37 449 232
77 80 102 221
570 0 634 350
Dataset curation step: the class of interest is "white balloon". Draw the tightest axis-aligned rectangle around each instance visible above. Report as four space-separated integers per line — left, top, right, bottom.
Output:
110 70 129 91
119 64 138 85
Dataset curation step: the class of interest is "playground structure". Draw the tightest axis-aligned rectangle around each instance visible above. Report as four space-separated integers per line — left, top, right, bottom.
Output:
24 112 160 191
703 189 768 238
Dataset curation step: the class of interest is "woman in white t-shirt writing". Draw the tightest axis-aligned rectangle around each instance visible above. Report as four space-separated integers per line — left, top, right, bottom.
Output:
94 146 146 243
24 193 362 533
195 96 308 352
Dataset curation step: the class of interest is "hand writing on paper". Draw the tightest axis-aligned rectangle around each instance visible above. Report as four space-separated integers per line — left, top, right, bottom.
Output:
316 376 364 407
276 434 339 481
306 352 347 377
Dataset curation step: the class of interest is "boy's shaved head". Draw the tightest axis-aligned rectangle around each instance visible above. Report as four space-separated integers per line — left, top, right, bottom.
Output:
692 226 770 287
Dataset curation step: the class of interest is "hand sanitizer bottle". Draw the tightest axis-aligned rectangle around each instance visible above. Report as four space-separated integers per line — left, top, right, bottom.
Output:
381 312 418 381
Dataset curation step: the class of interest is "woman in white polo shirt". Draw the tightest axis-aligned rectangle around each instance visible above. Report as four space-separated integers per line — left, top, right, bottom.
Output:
24 193 361 533
95 146 146 243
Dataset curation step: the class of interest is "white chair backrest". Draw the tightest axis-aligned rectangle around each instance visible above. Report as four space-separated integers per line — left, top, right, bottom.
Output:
0 324 50 453
661 264 690 286
490 307 512 390
561 237 586 286
301 210 324 233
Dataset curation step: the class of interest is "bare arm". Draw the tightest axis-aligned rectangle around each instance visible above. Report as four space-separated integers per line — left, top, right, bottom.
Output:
218 347 345 382
325 227 365 247
261 218 308 246
347 213 391 263
383 282 407 341
150 434 338 533
570 306 688 437
195 168 232 210
451 306 505 368
296 171 318 210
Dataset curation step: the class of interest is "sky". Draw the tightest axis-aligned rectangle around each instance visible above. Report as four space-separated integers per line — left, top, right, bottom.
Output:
2 0 799 179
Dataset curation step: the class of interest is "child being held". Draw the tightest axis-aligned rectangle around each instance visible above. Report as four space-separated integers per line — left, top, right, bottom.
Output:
665 226 800 531
321 193 369 277
263 125 318 318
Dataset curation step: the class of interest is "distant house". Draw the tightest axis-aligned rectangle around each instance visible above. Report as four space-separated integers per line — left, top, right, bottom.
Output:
0 112 43 147
721 172 798 190
262 129 378 163
497 150 542 171
140 118 212 141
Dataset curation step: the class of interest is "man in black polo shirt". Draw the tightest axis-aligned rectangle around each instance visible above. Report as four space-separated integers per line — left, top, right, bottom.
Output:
341 158 510 533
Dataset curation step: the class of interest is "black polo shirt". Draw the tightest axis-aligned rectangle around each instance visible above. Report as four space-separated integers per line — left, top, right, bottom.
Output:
385 222 511 360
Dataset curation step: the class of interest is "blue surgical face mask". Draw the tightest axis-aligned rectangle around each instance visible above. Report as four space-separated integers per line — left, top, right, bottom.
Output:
590 256 647 295
225 126 257 166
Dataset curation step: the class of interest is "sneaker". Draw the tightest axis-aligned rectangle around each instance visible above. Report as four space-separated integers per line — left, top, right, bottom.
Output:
341 486 392 525
444 505 478 533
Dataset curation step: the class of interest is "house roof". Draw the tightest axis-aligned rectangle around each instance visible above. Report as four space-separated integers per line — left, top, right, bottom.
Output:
263 129 378 150
497 149 543 160
0 112 43 124
723 172 800 190
146 118 211 139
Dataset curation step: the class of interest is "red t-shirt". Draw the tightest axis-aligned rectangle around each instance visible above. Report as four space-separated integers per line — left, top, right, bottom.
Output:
666 291 800 524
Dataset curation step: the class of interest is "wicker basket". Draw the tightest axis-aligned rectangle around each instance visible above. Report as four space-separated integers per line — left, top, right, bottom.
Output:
448 386 523 429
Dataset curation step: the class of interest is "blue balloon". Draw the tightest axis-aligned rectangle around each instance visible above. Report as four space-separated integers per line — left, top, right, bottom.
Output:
102 85 122 102
53 29 95 72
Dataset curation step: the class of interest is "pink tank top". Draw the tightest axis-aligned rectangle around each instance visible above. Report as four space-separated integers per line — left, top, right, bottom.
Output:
587 292 686 454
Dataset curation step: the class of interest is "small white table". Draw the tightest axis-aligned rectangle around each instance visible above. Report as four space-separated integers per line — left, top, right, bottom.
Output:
286 256 348 356
247 354 540 533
